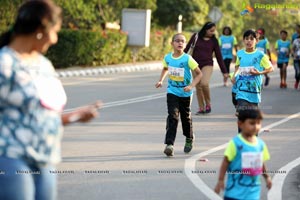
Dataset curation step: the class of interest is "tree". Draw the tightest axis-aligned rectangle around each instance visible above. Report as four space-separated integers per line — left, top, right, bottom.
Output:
153 0 209 29
0 0 22 33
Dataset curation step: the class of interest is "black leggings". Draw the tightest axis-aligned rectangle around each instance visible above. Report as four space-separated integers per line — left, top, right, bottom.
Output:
224 58 232 74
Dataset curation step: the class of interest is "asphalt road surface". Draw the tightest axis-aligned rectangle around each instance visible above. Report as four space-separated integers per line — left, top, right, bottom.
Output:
57 66 300 200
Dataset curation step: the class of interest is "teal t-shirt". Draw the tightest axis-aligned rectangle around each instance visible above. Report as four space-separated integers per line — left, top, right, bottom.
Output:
224 134 270 200
235 49 272 103
275 39 290 64
256 38 269 54
219 35 237 59
163 53 198 97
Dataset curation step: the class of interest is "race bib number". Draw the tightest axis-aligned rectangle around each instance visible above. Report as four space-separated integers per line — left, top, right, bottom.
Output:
169 66 184 82
222 43 232 49
280 47 288 53
241 152 263 176
257 47 265 53
239 66 254 76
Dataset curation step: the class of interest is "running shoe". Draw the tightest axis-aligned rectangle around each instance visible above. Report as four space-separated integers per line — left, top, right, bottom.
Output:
184 137 194 153
294 81 299 89
205 105 211 113
164 145 174 157
264 76 270 86
195 108 205 115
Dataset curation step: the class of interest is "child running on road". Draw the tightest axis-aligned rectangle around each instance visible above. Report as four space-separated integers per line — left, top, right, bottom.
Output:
219 26 238 86
214 108 272 200
232 29 273 118
292 34 300 89
256 28 272 86
155 33 202 157
275 30 291 88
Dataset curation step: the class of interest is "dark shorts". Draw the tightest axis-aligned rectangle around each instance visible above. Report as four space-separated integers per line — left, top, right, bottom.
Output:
236 99 258 115
224 197 239 200
277 62 288 69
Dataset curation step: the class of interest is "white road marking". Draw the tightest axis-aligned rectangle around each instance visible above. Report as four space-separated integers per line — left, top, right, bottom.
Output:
268 157 300 200
184 112 300 200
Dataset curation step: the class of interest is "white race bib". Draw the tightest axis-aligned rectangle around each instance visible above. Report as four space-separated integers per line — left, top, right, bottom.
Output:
222 43 232 49
257 47 265 53
168 66 184 82
241 152 263 176
239 66 255 76
280 47 288 53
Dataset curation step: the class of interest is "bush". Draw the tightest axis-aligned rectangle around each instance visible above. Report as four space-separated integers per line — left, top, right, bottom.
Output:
46 29 189 69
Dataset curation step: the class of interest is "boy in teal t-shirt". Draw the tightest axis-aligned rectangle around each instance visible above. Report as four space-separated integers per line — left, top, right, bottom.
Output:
214 108 272 200
231 30 273 116
155 33 202 156
275 30 290 88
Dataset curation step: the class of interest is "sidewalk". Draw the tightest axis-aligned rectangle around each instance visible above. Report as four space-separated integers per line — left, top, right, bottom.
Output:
56 61 162 78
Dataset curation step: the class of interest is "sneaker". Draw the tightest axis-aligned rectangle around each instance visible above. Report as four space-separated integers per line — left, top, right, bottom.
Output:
205 105 211 113
264 76 270 86
294 81 299 89
164 145 174 157
195 108 205 115
184 136 194 153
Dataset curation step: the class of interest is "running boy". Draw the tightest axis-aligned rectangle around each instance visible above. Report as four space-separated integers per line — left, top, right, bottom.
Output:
232 29 273 116
275 30 290 88
214 108 272 200
155 33 202 156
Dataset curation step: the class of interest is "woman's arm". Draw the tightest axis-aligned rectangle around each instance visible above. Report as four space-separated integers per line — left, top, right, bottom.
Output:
61 102 100 125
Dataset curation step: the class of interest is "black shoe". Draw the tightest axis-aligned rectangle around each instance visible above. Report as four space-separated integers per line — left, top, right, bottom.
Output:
264 76 270 86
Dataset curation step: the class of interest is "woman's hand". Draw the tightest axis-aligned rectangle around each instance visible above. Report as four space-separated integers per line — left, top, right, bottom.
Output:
63 101 101 125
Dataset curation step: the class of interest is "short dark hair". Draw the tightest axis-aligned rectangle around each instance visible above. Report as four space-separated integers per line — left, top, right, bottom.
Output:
238 108 263 122
280 30 288 35
222 26 232 35
243 29 257 39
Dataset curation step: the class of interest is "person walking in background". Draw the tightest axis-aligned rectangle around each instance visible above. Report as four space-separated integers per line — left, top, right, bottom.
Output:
219 26 238 86
155 33 202 157
275 30 290 88
185 22 228 114
256 28 272 86
292 34 300 89
0 1 99 199
214 108 272 200
292 24 300 42
231 30 273 121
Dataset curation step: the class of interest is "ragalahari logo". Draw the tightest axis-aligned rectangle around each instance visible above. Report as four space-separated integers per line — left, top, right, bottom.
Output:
240 2 254 15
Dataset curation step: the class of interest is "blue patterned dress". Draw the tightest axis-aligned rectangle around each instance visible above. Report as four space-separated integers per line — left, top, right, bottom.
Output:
0 46 67 167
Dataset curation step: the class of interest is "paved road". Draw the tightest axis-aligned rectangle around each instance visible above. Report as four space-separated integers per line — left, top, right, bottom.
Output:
57 66 300 200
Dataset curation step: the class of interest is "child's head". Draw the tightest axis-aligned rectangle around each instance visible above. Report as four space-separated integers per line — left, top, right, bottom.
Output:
243 29 257 50
256 28 265 39
238 107 263 136
222 26 232 36
171 33 186 52
280 30 288 40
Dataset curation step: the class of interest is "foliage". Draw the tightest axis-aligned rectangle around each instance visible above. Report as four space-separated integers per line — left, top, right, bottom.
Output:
46 29 175 68
0 0 22 33
154 0 209 28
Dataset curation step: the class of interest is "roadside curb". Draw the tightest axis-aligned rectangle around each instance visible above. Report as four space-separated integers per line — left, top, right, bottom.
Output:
56 62 162 78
